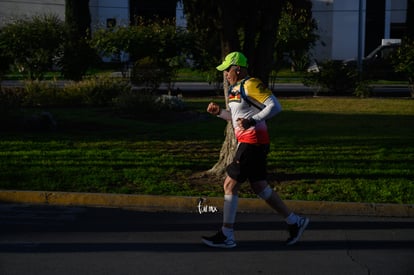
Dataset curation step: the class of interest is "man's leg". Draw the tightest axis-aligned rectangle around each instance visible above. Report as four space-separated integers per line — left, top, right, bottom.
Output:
201 176 240 248
251 180 310 245
222 176 240 228
251 180 291 217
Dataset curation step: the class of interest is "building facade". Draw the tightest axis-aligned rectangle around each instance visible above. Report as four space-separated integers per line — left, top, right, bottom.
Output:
311 0 407 61
0 0 409 62
0 0 65 27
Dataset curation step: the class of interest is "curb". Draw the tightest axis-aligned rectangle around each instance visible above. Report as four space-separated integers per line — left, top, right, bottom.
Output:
0 190 413 217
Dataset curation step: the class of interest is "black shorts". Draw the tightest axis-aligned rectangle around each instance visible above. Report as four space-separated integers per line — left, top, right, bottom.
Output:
226 143 270 183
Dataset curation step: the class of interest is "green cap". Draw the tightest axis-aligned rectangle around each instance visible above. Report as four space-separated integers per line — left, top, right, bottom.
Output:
216 51 248 71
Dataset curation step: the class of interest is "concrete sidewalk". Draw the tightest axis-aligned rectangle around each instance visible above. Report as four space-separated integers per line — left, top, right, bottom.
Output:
0 190 413 217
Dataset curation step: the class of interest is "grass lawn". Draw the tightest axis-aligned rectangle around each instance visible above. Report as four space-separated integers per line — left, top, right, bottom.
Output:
0 97 413 204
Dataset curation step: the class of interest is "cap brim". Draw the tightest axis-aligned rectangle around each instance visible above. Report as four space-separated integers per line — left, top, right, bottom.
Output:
216 62 230 71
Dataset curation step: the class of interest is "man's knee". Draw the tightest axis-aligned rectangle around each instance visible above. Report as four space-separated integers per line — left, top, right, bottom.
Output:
256 185 273 200
223 176 239 195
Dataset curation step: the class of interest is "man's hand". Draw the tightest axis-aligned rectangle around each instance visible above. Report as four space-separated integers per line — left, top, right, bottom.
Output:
236 118 256 130
207 102 221 116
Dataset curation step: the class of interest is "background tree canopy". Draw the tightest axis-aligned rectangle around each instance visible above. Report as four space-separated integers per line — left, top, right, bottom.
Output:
182 0 317 85
0 14 65 80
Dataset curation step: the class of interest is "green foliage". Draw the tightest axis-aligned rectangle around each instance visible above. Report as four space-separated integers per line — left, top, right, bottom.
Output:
58 35 99 81
0 76 130 108
276 0 319 71
130 57 166 89
91 18 190 86
0 87 26 114
63 76 130 106
0 14 65 80
113 89 160 115
303 60 359 95
23 80 62 106
1 74 183 115
353 79 373 98
393 38 414 96
182 0 318 84
183 0 285 83
0 9 96 82
0 31 13 82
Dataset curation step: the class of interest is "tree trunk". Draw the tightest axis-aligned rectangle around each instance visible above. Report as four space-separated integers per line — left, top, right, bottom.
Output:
208 122 237 176
207 75 237 177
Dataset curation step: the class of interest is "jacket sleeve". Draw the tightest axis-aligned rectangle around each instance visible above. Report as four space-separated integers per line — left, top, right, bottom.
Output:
251 94 282 122
217 108 232 121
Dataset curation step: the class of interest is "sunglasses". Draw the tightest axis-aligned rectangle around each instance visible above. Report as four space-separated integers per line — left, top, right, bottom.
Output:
225 66 238 73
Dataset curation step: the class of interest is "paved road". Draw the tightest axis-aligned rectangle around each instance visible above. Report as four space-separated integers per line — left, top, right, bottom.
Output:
1 80 411 97
1 203 413 275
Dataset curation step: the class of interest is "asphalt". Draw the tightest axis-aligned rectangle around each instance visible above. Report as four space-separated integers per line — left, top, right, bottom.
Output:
0 192 413 275
1 80 412 97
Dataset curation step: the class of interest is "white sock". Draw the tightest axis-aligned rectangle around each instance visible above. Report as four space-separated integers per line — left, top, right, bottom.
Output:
223 194 238 225
221 226 234 239
285 212 299 225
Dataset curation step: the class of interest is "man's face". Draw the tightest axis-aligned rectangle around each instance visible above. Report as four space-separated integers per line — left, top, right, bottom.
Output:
224 65 240 85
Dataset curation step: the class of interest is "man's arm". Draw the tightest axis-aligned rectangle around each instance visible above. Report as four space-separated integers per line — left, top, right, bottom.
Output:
251 95 282 122
207 102 231 121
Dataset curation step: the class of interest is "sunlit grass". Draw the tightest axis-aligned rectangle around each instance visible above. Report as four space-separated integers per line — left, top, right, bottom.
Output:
0 97 413 203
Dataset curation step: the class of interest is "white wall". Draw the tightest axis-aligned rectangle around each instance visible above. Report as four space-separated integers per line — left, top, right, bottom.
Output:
311 0 407 61
176 1 186 28
390 0 407 23
89 0 129 32
311 0 334 61
0 0 65 27
311 0 364 61
331 0 363 60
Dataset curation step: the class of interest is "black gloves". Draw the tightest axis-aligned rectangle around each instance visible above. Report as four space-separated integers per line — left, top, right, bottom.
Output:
241 117 256 129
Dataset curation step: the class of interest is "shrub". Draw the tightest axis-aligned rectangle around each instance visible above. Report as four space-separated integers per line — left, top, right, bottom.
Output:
113 88 161 116
57 38 99 81
114 89 186 117
0 87 26 112
91 18 189 86
0 34 12 83
353 79 373 98
130 57 165 90
22 80 86 107
65 76 130 106
0 14 65 80
304 60 358 95
3 76 130 108
23 80 62 107
393 38 414 97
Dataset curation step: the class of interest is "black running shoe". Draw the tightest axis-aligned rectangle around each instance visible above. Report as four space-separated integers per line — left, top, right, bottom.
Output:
201 230 237 248
286 216 310 246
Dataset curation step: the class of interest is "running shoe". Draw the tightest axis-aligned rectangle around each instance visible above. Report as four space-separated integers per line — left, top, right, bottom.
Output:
201 230 237 248
286 216 310 246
